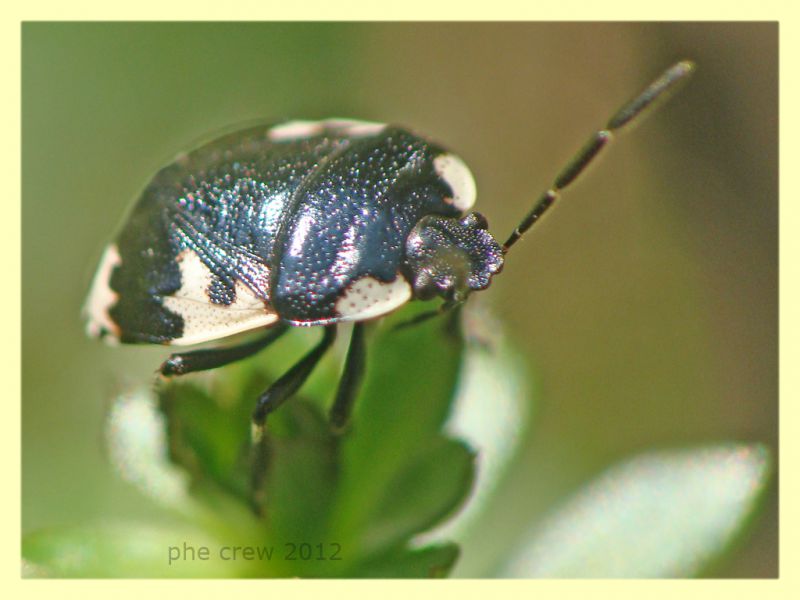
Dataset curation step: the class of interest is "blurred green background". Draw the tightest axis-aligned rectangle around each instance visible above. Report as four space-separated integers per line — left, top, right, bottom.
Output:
22 22 777 577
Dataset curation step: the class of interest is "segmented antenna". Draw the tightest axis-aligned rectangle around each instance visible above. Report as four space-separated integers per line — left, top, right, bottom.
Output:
502 60 695 253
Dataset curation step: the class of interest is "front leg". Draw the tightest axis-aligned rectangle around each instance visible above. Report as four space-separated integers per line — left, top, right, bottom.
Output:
250 325 338 433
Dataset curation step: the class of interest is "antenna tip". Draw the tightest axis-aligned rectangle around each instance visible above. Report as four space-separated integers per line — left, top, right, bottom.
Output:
671 60 697 80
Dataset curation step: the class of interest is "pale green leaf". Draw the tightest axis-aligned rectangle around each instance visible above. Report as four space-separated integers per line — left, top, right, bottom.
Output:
501 444 771 578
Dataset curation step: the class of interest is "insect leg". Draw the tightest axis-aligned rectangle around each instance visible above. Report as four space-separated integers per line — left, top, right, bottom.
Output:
250 325 337 514
329 323 367 434
158 323 290 376
251 325 338 432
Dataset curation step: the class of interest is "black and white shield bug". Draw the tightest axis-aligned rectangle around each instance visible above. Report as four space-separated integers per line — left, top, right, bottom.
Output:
84 61 694 441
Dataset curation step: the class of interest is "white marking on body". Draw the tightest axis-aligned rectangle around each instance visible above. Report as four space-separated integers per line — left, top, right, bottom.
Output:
84 244 122 344
434 153 477 211
268 118 385 142
325 118 386 137
267 120 324 142
163 250 278 346
335 275 412 321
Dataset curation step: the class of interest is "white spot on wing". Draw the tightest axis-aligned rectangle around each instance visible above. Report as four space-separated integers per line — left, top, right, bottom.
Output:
163 250 278 346
268 118 385 142
84 244 122 344
335 275 412 321
434 153 477 211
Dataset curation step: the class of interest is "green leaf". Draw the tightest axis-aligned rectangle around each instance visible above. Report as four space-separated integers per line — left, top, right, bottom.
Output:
158 381 253 502
419 306 533 548
326 308 465 553
22 521 242 578
106 383 270 540
156 328 343 511
360 438 475 554
92 303 529 577
354 542 461 578
259 401 340 544
500 443 772 578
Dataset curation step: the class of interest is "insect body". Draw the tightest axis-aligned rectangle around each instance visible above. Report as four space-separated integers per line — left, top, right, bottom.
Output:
85 61 694 438
86 119 500 345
